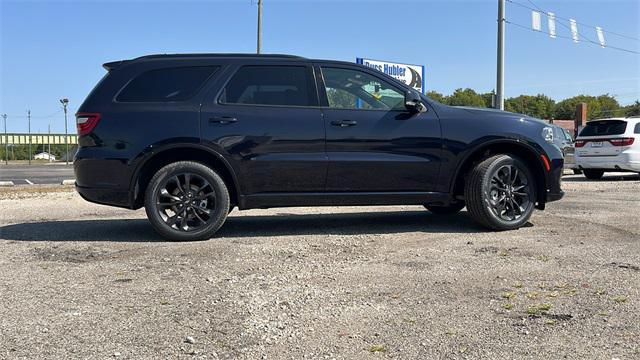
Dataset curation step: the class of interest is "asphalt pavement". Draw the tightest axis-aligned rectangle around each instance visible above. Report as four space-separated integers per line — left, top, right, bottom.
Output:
0 164 75 185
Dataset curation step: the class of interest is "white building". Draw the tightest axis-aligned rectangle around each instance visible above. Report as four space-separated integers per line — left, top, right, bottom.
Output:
34 152 57 161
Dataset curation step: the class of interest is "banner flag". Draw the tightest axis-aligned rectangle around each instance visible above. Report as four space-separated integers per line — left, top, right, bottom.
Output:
596 27 606 48
531 11 542 31
570 19 579 43
547 12 557 38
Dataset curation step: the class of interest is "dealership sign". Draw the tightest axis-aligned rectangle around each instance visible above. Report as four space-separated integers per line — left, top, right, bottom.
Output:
356 58 426 94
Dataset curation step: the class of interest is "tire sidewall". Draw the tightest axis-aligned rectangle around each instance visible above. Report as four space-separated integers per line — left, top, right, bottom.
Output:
144 162 230 241
480 155 536 230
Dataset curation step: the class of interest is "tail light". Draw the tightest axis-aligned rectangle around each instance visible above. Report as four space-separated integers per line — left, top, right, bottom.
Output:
76 113 101 135
575 140 586 148
609 138 635 147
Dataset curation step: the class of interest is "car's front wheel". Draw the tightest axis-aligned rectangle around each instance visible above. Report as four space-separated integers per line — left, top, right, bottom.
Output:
144 161 230 241
583 169 604 180
464 154 536 231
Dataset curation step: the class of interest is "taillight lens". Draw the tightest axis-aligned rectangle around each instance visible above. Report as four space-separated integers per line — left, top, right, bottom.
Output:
76 113 101 136
575 140 586 148
609 138 635 147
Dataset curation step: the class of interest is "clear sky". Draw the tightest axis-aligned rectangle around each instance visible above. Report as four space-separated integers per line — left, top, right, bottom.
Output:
1 0 638 133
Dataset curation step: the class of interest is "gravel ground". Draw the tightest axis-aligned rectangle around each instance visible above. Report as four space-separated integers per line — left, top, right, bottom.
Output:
0 173 639 359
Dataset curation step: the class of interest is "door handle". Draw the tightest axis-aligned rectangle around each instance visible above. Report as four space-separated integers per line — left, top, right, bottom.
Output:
331 119 358 127
209 116 237 125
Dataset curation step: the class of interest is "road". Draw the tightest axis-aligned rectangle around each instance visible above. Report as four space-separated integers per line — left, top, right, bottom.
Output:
0 175 638 359
0 164 74 185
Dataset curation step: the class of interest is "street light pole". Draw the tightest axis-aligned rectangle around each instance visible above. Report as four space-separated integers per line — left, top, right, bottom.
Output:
2 114 7 165
257 0 262 54
496 0 505 110
28 110 32 165
60 98 69 164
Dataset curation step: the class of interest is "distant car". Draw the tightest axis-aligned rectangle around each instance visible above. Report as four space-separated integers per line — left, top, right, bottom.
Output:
575 117 640 179
74 53 565 240
551 125 579 174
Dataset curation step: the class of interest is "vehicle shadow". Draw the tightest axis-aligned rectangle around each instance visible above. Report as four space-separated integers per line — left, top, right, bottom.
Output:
563 173 640 182
0 210 485 242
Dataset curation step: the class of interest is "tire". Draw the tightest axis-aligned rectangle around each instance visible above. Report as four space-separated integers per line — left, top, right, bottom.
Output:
464 154 536 231
583 169 604 180
144 161 230 241
425 202 465 215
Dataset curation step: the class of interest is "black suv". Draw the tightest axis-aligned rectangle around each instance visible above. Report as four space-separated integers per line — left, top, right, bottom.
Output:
75 54 564 240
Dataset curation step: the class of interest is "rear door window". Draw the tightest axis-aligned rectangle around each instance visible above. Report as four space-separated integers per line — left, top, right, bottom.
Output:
219 65 315 107
117 66 219 102
578 120 627 137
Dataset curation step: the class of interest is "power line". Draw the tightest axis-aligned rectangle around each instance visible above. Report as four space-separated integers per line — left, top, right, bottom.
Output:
505 20 640 55
506 0 640 42
2 109 63 119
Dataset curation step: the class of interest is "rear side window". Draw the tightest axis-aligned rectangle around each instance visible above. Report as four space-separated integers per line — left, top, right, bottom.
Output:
579 120 627 137
635 123 640 134
117 66 218 102
220 66 313 106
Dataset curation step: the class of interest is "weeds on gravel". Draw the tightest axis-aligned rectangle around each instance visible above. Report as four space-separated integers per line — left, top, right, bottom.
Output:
370 344 387 353
513 282 523 289
595 288 607 296
501 292 517 300
527 303 553 316
536 255 551 262
502 303 514 310
613 295 627 304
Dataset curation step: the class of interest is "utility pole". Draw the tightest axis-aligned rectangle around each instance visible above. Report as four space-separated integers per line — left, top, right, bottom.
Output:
28 110 32 165
60 98 69 164
48 123 52 162
256 0 263 54
2 114 7 165
496 0 505 110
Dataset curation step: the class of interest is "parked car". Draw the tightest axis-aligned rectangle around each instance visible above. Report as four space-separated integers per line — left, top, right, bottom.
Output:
551 125 579 174
74 54 564 240
575 117 640 179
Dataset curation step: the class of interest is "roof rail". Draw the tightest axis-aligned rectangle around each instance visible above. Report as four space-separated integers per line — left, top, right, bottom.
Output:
132 53 306 61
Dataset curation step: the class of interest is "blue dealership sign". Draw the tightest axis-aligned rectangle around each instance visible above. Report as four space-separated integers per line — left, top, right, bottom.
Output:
356 58 426 94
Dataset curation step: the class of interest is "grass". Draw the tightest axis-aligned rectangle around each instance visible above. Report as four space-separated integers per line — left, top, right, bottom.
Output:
501 292 517 300
595 288 607 296
370 344 387 353
527 303 553 315
513 282 523 289
613 296 627 304
502 303 514 310
536 255 551 262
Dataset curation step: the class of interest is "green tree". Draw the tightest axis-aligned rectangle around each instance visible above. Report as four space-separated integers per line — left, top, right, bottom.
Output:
553 95 602 120
505 94 555 119
594 94 621 119
446 88 486 107
624 101 640 117
425 91 446 104
480 92 495 108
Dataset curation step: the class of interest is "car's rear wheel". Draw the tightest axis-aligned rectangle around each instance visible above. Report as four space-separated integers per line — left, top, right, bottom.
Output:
425 202 465 215
583 169 604 180
144 161 230 241
464 154 536 231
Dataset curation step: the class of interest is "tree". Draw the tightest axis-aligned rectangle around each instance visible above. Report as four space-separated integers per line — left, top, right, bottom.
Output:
553 95 602 120
425 91 446 104
446 88 486 107
504 94 555 119
594 94 621 119
624 101 640 117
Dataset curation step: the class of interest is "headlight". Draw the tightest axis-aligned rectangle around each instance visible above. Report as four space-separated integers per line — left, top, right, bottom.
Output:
542 127 554 143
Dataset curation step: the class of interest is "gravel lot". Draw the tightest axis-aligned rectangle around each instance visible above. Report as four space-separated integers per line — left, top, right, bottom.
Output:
1 173 639 359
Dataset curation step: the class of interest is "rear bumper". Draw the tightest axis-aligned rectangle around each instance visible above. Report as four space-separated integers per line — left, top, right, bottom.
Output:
75 184 132 209
576 151 640 172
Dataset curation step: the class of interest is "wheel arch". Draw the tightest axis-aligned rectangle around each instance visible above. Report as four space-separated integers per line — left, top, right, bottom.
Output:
129 144 240 209
450 139 548 208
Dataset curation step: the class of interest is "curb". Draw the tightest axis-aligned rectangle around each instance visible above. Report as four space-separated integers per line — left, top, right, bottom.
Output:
0 181 15 187
61 179 76 185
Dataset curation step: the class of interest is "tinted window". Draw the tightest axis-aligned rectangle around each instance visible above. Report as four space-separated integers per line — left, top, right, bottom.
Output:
562 128 573 142
635 123 640 134
220 66 313 106
117 66 218 102
321 67 405 110
579 120 627 136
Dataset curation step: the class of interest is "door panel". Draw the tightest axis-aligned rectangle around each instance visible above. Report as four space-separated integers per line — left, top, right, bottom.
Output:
200 63 326 195
318 65 442 192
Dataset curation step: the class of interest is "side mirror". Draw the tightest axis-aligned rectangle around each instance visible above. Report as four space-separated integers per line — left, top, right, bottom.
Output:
404 91 427 113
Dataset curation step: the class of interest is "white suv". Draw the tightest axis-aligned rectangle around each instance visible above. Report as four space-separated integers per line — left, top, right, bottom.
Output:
575 117 640 179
